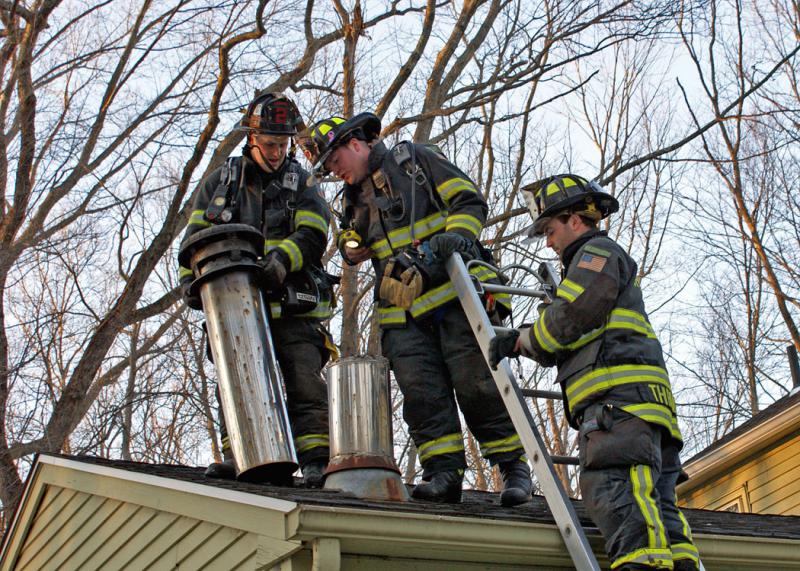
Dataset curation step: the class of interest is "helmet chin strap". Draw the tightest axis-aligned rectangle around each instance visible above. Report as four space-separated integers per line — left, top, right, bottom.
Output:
248 142 284 174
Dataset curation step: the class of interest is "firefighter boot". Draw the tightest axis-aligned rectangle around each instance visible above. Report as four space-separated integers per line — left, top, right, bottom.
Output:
499 460 533 507
673 561 699 571
411 470 463 503
205 449 236 480
302 460 327 489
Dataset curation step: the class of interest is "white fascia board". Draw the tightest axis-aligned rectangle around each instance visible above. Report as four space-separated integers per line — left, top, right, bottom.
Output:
679 403 800 492
290 505 800 570
36 454 298 513
288 503 605 568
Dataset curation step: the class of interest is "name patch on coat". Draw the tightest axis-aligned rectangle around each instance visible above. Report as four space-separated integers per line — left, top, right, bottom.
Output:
577 253 607 272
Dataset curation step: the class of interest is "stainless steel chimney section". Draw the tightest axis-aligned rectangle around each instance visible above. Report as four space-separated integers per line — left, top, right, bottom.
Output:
324 356 409 501
179 224 297 483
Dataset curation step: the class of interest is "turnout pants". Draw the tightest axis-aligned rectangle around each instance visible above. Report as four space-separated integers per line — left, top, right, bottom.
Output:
381 303 524 478
578 404 700 570
217 317 330 467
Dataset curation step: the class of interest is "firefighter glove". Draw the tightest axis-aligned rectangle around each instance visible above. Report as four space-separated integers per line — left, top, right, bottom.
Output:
489 329 521 370
260 251 287 289
181 281 202 311
427 232 473 260
379 260 424 309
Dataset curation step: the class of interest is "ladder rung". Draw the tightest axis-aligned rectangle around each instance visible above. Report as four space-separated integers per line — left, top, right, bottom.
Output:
480 283 549 298
551 455 579 465
521 388 562 400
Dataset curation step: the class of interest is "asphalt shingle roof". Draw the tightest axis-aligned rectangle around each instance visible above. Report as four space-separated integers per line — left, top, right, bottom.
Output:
61 454 800 541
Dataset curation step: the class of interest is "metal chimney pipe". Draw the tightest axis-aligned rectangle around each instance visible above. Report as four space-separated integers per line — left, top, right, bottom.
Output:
324 356 409 501
179 224 297 483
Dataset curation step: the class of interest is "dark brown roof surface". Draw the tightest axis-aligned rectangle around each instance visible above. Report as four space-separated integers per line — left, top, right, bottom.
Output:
684 389 800 465
57 454 800 541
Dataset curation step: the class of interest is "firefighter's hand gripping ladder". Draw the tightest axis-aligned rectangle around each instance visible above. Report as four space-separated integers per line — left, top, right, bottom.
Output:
446 253 601 571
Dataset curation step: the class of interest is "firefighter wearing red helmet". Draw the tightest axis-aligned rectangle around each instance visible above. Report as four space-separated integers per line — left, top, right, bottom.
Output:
304 111 533 507
490 174 700 571
178 92 334 488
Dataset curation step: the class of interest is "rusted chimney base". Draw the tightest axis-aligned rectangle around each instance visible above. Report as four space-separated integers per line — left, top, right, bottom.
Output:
324 468 409 501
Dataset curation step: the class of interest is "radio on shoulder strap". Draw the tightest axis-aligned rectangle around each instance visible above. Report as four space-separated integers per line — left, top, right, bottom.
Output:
205 157 242 223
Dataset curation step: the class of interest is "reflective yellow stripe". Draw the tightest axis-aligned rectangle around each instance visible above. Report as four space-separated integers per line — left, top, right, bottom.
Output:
633 465 668 550
567 365 671 410
480 434 523 457
494 291 512 310
264 239 283 253
278 239 303 271
608 308 657 338
269 302 281 318
370 212 446 260
679 509 693 541
378 267 500 325
672 543 699 564
584 244 611 257
533 309 563 353
534 308 657 354
672 543 698 565
188 209 211 228
295 210 328 235
269 300 331 320
301 300 332 319
378 306 406 326
312 117 346 137
436 177 477 204
556 278 584 302
418 433 464 463
544 177 579 196
295 433 329 454
564 326 605 351
408 266 498 318
179 266 194 280
610 547 672 569
621 403 682 441
445 213 482 237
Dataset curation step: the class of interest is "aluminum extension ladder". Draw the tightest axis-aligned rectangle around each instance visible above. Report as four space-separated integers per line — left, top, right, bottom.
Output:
446 254 601 571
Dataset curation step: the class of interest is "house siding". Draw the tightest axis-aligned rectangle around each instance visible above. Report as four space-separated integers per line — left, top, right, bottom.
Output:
9 484 262 570
679 433 800 515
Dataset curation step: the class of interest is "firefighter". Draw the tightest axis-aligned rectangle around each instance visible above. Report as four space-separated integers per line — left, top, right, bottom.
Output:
301 112 533 506
489 174 700 570
179 92 333 488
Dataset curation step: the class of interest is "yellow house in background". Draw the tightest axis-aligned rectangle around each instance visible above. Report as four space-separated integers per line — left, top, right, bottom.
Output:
678 389 800 515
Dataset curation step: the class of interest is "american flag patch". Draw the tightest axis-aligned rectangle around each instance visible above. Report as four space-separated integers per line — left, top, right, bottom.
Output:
577 253 607 272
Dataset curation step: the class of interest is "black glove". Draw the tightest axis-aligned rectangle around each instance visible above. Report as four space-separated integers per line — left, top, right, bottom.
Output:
181 281 202 311
260 251 288 289
489 330 521 370
427 232 473 260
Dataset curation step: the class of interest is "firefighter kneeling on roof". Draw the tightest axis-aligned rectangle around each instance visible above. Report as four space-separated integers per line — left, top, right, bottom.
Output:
490 174 701 570
301 112 533 506
178 93 335 488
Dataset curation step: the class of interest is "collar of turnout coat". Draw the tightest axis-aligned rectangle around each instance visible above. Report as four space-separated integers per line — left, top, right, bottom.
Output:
561 229 607 269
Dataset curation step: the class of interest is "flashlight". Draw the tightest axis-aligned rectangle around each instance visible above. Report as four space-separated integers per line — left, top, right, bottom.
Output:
338 229 362 249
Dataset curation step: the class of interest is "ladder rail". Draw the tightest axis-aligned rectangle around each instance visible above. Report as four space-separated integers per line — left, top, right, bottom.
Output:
447 254 601 571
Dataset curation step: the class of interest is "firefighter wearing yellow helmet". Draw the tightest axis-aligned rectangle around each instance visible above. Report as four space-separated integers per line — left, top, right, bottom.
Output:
490 174 700 571
305 111 533 507
178 92 334 488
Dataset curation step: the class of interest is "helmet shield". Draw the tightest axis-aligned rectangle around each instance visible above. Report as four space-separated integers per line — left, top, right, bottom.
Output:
239 93 304 136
